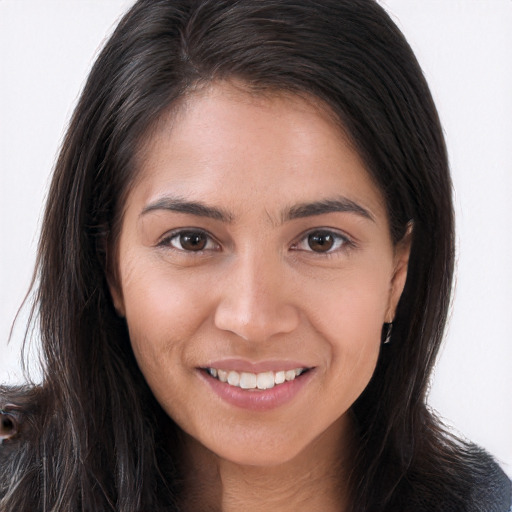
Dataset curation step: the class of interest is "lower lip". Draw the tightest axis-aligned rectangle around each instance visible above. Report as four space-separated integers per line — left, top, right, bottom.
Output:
199 370 314 412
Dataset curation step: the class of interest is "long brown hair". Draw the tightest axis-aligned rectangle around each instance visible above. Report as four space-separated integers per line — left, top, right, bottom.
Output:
1 1 480 510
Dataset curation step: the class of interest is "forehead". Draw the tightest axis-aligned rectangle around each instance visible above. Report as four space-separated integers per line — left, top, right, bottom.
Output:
129 82 387 225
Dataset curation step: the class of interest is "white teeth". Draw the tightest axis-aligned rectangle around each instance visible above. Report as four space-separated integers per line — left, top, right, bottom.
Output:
227 371 240 386
240 372 257 389
206 367 307 389
275 371 286 385
257 371 275 390
285 369 296 381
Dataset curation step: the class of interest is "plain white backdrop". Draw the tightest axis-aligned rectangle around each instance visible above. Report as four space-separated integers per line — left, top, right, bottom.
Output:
1 0 511 477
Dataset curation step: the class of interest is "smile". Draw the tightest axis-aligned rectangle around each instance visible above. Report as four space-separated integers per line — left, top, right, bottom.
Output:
205 367 307 390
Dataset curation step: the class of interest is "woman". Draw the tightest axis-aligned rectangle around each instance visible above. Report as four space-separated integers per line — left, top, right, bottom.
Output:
1 0 510 510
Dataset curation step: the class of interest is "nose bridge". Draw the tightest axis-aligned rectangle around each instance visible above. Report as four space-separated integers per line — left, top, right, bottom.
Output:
214 247 299 341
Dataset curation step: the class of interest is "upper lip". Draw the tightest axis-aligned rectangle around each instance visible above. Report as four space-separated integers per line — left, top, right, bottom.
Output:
203 359 313 373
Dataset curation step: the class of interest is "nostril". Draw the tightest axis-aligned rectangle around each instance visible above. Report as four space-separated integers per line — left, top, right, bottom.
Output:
0 413 18 441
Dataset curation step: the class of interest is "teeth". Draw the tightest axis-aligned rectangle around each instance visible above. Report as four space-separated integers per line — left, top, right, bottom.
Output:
275 371 285 385
227 371 240 386
257 371 275 390
285 369 296 381
206 367 307 389
240 372 257 389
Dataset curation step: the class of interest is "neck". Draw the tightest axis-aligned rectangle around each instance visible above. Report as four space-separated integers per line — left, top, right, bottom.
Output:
179 415 356 512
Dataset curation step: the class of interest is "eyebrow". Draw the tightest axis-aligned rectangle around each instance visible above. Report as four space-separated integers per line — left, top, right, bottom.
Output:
283 198 375 223
141 197 233 222
140 195 374 224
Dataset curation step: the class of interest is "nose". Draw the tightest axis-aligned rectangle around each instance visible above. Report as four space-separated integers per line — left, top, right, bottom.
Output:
214 252 300 342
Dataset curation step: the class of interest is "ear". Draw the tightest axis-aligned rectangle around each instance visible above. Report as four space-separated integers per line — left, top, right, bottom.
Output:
105 248 126 318
386 223 413 322
98 232 126 317
108 277 126 318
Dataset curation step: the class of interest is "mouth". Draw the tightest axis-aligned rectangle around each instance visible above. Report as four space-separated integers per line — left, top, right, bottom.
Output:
199 363 315 411
202 367 310 390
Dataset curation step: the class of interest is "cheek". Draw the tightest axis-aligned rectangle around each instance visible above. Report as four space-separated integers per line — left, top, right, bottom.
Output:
122 253 202 324
303 267 390 398
119 257 211 377
121 269 207 424
305 265 391 344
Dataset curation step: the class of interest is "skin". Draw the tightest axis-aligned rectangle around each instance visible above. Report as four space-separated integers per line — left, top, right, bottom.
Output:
110 82 411 511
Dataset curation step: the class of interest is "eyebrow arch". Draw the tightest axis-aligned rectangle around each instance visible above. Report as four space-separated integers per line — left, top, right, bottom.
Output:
284 198 375 223
140 197 233 223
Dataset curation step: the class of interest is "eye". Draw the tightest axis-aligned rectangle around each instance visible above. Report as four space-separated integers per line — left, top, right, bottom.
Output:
160 229 218 252
293 229 349 253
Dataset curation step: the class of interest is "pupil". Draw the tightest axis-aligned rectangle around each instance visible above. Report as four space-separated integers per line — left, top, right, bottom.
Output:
308 232 334 252
180 232 207 251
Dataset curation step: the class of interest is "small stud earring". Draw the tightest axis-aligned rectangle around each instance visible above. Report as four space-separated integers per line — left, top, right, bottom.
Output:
382 322 393 345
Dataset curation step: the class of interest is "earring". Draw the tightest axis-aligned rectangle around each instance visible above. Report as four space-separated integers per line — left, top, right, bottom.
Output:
382 322 393 345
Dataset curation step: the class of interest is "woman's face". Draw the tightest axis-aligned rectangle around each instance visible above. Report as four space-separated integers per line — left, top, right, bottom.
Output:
110 83 410 466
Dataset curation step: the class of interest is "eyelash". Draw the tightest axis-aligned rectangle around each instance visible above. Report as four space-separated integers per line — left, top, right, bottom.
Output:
158 228 353 256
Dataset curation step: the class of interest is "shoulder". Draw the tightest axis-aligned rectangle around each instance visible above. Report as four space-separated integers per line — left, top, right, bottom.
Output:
0 385 47 508
1 384 44 448
407 443 511 512
463 446 511 512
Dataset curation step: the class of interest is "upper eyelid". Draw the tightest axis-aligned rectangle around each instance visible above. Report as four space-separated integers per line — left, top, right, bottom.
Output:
294 227 352 244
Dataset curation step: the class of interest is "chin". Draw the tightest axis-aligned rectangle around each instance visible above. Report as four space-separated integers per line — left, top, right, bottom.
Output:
198 425 319 468
216 444 303 468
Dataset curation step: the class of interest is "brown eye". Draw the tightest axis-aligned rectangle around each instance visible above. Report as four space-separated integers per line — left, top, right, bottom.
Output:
307 231 335 252
161 229 219 253
292 229 349 255
179 231 208 251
